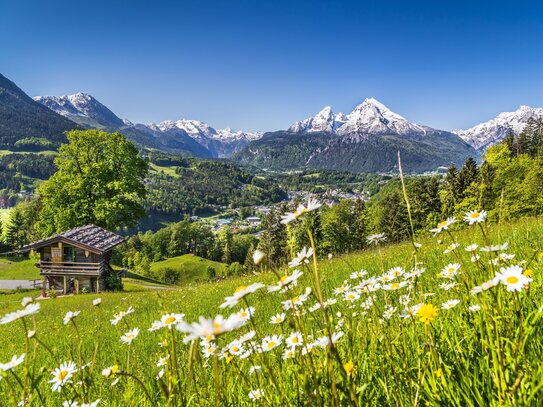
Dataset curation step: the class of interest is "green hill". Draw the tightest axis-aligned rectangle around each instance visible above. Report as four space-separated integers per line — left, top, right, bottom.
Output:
150 254 228 284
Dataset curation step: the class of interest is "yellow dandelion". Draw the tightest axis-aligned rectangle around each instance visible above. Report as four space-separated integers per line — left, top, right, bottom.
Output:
344 361 355 376
523 269 533 278
417 304 438 324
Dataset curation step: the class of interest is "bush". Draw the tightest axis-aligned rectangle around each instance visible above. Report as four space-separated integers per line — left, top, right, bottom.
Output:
206 266 216 279
47 289 57 299
226 262 243 277
104 274 123 291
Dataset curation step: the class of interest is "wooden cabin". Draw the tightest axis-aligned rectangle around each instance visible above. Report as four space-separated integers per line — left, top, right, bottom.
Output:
23 225 125 295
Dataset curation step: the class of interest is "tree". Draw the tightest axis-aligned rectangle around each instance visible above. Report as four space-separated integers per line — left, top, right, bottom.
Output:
5 209 27 250
35 130 148 236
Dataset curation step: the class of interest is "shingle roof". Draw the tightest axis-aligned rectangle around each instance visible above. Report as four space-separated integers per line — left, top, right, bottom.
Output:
23 224 125 254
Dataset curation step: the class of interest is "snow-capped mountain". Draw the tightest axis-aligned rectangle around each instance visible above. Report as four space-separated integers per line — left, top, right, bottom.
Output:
34 93 125 129
290 98 428 136
34 93 262 158
288 106 347 133
453 105 543 151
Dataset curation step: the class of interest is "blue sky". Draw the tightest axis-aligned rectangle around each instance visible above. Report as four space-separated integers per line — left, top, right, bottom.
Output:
2 0 543 132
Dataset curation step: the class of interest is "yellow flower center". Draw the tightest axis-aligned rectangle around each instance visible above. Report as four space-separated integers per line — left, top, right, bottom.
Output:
235 286 247 293
470 212 480 219
291 297 300 303
58 370 68 381
292 337 299 343
267 341 276 349
213 321 222 334
164 316 176 325
280 275 288 283
506 276 519 284
231 346 240 352
111 365 119 375
274 317 282 323
438 220 447 228
390 283 399 290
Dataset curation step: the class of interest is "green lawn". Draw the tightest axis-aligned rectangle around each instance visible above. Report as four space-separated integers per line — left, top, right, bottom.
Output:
150 254 228 284
0 256 40 280
149 162 180 178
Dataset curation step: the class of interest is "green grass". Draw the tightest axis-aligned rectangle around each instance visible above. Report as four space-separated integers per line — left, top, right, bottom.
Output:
149 162 180 178
0 217 541 405
150 254 228 284
0 256 40 280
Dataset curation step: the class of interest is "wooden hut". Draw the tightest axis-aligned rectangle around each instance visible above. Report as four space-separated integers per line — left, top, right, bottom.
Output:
23 225 125 295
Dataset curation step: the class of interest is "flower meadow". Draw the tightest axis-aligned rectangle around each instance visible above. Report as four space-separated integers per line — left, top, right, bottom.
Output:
0 204 542 406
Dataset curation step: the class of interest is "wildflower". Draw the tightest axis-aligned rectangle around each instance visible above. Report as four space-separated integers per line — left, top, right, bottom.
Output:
220 283 264 308
269 313 286 324
157 356 169 367
177 314 246 343
21 297 33 307
417 304 438 324
367 233 386 245
252 249 265 265
120 328 140 345
156 369 165 380
435 368 443 378
439 263 461 279
201 344 217 358
469 305 481 312
383 306 397 319
495 265 532 292
439 282 458 291
498 253 515 262
102 365 120 378
383 281 407 291
471 254 481 263
92 298 102 306
286 332 304 347
429 217 456 235
0 354 25 371
282 347 296 360
248 365 261 375
237 307 255 322
334 281 352 295
110 306 135 325
401 304 422 319
63 311 80 325
443 243 459 254
343 291 360 302
280 198 321 224
399 294 411 306
442 299 460 309
268 269 303 292
0 303 40 325
350 270 368 279
281 287 311 310
248 389 264 401
148 321 163 331
27 330 36 339
239 331 256 343
481 277 500 291
343 361 355 375
464 209 487 225
524 269 534 278
288 247 314 268
160 313 185 329
49 361 77 392
465 244 478 252
388 267 405 277
227 340 245 356
261 335 283 352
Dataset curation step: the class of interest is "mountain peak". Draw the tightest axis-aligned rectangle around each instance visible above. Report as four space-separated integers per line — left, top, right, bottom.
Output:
288 106 346 133
455 105 543 150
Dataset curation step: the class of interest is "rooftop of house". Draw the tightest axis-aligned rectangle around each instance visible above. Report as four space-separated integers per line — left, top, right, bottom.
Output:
23 224 125 254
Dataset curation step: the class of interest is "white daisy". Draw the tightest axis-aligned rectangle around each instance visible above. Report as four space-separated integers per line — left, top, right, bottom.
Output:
464 210 487 225
160 313 185 329
429 217 456 235
49 361 77 392
220 283 264 308
0 354 25 371
120 328 140 345
176 314 246 343
63 311 80 326
261 335 283 352
495 265 532 292
442 299 460 309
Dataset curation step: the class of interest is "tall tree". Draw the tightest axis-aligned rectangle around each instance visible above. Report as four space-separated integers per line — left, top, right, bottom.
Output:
5 209 27 250
36 130 148 236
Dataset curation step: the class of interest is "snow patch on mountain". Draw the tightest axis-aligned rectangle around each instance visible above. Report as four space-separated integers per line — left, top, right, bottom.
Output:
453 105 543 150
290 98 428 137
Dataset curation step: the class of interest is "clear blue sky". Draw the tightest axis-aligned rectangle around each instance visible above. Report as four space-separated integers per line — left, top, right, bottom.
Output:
2 0 543 132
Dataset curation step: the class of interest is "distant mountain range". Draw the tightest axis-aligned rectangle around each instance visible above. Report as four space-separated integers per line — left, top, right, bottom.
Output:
34 92 260 158
1 72 542 172
235 99 478 173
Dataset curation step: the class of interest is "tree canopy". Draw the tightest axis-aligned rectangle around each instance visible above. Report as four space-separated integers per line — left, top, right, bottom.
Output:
36 130 148 236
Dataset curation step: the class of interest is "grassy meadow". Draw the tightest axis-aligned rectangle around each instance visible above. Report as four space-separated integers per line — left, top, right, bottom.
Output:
150 254 228 284
0 214 541 406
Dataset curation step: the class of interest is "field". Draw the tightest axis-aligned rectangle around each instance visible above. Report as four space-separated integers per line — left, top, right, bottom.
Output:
150 254 228 284
0 215 541 405
0 256 40 280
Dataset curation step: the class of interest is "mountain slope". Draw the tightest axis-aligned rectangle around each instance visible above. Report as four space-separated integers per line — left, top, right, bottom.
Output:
453 105 543 151
0 73 78 149
235 99 478 173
